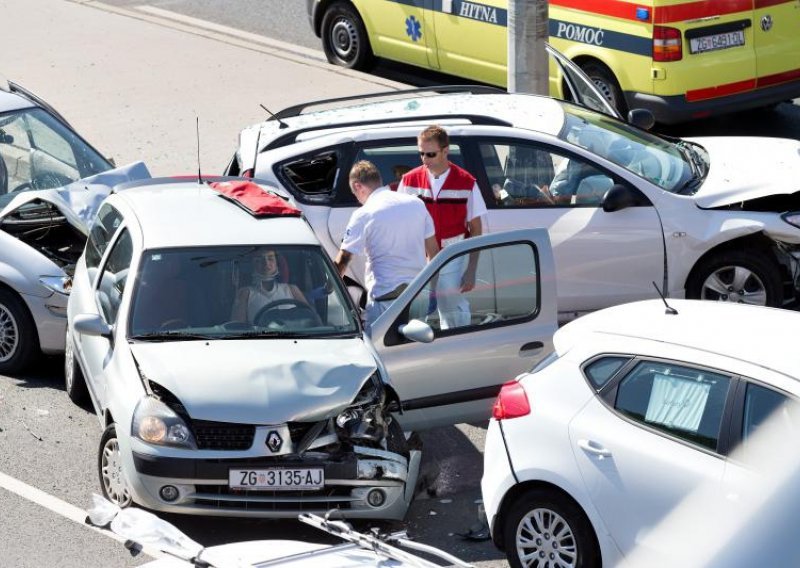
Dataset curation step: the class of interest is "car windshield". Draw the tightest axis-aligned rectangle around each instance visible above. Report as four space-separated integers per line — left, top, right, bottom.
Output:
128 245 360 340
0 107 112 197
558 104 709 194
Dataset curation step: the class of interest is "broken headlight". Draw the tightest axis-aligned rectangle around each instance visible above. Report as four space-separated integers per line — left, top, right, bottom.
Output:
335 373 387 445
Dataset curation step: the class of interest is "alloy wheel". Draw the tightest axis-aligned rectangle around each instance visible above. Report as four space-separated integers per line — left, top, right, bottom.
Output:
0 303 19 363
700 265 768 305
516 507 578 568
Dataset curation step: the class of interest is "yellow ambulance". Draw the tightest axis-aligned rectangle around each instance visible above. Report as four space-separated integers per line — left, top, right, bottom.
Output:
307 0 800 123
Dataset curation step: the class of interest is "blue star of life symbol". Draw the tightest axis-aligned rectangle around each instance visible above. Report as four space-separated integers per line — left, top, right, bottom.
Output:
405 15 422 42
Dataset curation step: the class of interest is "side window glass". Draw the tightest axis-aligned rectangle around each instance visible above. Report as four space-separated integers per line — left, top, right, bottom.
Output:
96 229 133 324
352 142 466 201
86 203 123 273
742 383 800 447
584 356 631 390
406 241 539 334
614 361 731 451
479 142 610 208
278 150 340 203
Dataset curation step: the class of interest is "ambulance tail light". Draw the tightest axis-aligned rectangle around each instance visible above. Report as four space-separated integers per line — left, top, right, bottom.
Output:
492 381 530 420
653 26 682 62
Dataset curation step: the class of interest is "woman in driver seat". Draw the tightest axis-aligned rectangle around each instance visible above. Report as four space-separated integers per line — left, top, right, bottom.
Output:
231 249 309 323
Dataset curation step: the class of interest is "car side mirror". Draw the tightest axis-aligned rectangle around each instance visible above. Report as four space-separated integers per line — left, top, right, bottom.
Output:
398 319 434 344
627 108 655 131
74 313 112 339
602 184 648 213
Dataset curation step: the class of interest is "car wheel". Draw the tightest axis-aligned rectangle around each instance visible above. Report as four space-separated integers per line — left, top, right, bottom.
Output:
686 250 782 307
98 424 133 508
579 61 628 117
0 287 38 374
503 489 600 568
321 2 373 70
64 330 88 404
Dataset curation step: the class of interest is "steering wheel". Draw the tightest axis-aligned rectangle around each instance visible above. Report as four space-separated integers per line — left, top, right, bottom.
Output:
253 299 322 328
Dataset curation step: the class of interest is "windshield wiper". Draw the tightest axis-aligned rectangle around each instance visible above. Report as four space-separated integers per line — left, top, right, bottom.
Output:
129 331 216 342
675 142 707 194
223 329 301 339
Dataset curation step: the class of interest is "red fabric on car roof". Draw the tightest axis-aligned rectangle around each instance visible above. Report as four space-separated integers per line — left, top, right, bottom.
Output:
209 181 301 217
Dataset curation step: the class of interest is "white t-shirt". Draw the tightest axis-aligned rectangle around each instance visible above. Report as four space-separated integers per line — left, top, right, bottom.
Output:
341 187 435 299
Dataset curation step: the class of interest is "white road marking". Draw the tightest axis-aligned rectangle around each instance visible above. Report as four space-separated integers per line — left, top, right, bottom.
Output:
0 470 163 559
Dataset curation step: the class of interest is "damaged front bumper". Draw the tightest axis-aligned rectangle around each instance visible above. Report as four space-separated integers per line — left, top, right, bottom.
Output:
127 443 421 520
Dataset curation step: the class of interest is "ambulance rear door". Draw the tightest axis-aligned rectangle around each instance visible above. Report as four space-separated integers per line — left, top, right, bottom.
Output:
753 0 800 88
433 0 507 86
655 2 756 104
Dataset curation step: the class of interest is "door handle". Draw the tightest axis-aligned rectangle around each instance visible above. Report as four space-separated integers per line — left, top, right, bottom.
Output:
519 341 544 356
578 439 612 459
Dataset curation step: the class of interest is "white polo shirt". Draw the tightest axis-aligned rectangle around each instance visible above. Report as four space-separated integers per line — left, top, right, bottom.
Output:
341 186 435 300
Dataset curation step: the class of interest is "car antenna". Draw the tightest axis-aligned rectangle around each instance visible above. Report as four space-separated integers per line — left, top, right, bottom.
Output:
652 281 678 315
260 104 289 129
196 116 203 185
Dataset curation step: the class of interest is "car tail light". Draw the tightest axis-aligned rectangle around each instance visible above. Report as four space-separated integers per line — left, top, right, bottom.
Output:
492 381 530 420
653 26 682 62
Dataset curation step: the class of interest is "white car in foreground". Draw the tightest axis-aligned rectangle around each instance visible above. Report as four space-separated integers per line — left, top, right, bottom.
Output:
482 299 800 567
67 177 557 520
227 54 800 317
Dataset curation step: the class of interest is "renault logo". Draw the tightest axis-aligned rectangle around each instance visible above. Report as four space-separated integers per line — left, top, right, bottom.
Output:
761 15 773 32
266 431 283 453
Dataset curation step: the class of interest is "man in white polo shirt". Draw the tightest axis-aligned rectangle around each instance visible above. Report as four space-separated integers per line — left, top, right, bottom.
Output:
334 160 439 328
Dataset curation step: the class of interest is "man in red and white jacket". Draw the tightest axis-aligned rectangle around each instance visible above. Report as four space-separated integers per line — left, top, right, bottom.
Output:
398 125 487 329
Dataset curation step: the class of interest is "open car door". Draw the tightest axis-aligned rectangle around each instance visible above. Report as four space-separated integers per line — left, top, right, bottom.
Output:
546 43 621 120
369 229 557 431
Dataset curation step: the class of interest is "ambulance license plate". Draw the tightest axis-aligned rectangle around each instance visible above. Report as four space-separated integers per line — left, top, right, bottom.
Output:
229 468 324 490
690 30 745 54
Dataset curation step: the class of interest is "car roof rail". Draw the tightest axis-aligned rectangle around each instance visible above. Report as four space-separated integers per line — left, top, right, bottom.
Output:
272 84 507 121
263 113 512 152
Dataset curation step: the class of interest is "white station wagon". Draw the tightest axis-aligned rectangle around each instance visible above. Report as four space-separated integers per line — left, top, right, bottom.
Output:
66 177 557 519
227 69 800 317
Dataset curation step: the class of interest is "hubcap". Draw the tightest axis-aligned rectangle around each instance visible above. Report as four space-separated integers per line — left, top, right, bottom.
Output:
516 508 578 568
101 437 131 506
701 265 768 305
330 17 359 60
64 333 74 390
0 304 19 363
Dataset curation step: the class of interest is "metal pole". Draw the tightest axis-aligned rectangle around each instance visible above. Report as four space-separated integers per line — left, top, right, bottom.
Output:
508 0 549 95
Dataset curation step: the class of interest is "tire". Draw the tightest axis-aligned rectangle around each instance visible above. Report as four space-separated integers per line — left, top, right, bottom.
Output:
0 287 38 375
503 489 600 568
321 2 373 70
98 424 133 508
64 330 88 405
686 249 783 307
579 61 628 117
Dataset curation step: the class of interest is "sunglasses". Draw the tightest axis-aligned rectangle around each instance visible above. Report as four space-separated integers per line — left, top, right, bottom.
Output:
418 150 441 158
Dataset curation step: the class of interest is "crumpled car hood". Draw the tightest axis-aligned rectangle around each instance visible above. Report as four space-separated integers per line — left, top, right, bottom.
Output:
0 161 151 230
692 137 800 209
129 338 377 424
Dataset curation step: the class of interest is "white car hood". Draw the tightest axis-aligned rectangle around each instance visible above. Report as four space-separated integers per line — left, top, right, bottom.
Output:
129 338 377 424
692 137 800 208
0 161 151 230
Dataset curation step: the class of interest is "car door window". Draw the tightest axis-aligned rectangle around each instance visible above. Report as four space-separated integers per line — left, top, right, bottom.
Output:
96 228 133 324
276 148 341 204
613 361 732 451
404 241 540 335
741 383 800 447
478 141 611 208
353 142 466 200
86 203 124 281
